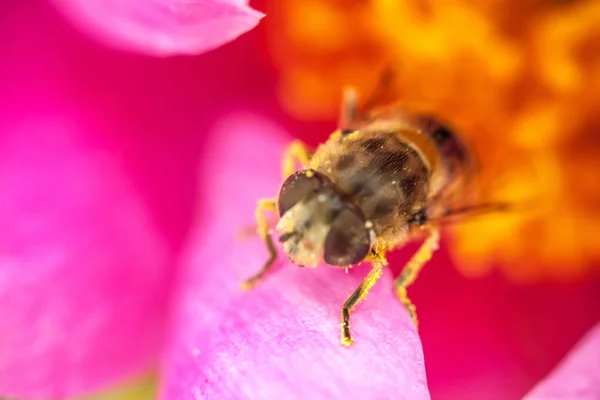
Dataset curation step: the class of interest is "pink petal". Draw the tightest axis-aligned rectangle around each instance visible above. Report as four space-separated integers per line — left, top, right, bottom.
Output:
524 322 600 399
49 0 264 56
0 111 172 398
159 115 430 399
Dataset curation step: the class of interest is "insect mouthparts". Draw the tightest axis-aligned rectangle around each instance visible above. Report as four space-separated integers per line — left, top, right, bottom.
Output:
278 231 296 243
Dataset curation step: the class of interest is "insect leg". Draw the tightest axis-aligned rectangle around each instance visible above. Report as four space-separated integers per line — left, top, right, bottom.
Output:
339 86 359 130
393 227 440 327
341 258 386 346
361 64 397 112
241 197 278 290
339 63 398 131
282 140 313 178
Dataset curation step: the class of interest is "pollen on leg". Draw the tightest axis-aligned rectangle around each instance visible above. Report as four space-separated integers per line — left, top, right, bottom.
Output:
341 334 354 347
393 228 439 329
396 286 418 328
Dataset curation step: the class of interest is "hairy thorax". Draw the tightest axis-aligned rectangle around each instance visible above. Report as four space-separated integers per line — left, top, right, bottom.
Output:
309 129 431 250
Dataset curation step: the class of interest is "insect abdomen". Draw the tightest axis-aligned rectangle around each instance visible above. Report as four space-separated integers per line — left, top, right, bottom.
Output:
413 115 471 181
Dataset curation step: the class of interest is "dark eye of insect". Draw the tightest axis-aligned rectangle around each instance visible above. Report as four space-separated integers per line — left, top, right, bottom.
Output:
323 206 371 266
278 169 329 216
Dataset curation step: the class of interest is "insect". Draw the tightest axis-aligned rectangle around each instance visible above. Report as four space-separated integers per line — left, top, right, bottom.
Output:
241 73 507 346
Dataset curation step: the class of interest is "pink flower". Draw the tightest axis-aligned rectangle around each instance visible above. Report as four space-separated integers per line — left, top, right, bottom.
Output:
1 1 599 399
158 117 428 399
50 0 264 55
525 322 600 399
1 2 427 398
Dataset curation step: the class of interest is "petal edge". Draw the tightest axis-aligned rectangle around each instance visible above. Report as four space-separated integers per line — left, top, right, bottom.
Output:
50 0 264 56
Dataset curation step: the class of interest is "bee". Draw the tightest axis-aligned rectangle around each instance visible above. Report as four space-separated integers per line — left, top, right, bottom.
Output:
242 74 506 346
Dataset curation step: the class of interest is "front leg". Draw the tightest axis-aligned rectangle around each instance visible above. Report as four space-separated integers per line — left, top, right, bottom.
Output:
341 257 386 346
282 140 313 178
239 143 312 241
241 197 278 290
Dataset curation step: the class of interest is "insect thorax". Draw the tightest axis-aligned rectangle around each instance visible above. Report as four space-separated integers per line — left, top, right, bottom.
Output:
309 130 430 243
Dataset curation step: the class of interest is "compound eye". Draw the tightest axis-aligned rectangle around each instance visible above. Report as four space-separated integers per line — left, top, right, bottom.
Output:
323 206 371 266
278 169 328 216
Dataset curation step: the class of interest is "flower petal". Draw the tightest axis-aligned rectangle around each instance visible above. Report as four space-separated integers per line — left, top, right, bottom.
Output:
0 112 171 398
159 115 430 399
49 0 264 56
524 322 600 399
